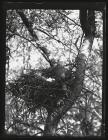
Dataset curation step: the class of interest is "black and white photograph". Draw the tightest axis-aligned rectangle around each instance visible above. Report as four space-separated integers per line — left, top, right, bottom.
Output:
3 2 105 137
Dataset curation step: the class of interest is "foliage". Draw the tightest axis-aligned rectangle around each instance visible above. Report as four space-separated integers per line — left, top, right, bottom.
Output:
5 9 103 136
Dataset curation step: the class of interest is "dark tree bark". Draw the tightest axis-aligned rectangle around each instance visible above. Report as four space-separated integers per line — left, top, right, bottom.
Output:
16 10 38 41
80 9 95 38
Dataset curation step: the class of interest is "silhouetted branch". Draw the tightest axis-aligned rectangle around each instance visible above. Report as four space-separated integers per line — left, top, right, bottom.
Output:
16 9 38 41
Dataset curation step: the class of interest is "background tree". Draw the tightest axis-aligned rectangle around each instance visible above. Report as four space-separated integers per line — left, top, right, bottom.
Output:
5 9 103 136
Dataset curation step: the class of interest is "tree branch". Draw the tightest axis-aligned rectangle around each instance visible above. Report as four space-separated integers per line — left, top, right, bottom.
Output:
14 118 44 133
43 53 86 135
16 10 55 67
57 10 81 27
16 9 38 41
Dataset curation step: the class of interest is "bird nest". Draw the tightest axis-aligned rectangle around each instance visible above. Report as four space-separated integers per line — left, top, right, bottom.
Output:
7 69 67 112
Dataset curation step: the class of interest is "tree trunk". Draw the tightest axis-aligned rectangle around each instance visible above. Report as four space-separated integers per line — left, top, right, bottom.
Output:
43 114 58 136
43 53 87 136
17 10 95 136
